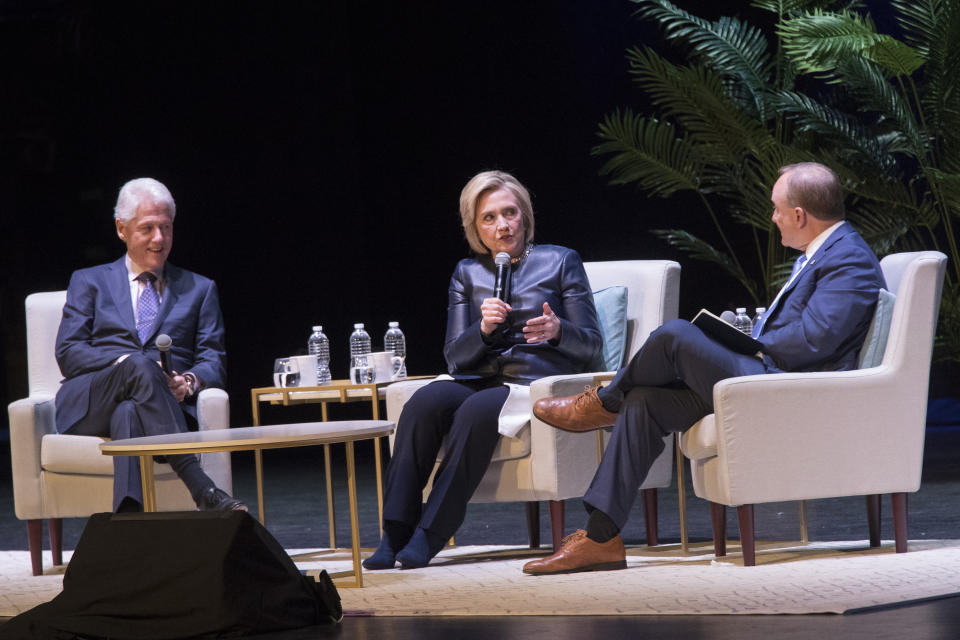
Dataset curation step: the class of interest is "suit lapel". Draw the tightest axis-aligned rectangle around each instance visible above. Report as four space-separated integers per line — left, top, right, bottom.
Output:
781 221 852 297
153 263 181 337
106 257 138 339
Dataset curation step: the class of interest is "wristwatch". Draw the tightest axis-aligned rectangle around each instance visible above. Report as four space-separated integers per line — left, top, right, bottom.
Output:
183 372 199 397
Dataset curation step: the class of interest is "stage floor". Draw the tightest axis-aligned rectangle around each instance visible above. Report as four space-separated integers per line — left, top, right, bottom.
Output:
2 426 959 639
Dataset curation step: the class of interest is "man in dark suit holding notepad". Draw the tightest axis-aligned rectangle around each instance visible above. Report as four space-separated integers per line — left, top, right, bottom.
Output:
525 162 885 574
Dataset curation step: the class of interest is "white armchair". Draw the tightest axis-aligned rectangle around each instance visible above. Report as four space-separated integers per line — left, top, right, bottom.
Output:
386 260 680 550
680 251 947 565
7 291 233 575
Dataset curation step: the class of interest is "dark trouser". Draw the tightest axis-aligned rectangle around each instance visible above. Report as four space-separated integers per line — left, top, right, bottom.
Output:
382 379 509 540
585 319 770 528
64 354 211 510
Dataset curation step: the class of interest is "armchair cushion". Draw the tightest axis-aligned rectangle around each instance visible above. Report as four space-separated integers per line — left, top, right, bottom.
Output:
40 434 179 477
857 288 895 369
590 285 629 371
680 415 717 461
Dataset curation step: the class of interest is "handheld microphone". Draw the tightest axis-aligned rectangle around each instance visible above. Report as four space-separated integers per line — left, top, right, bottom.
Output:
156 333 173 376
494 252 511 302
720 310 737 325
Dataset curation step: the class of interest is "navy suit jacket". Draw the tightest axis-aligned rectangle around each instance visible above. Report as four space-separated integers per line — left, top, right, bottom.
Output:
54 256 227 432
758 221 885 372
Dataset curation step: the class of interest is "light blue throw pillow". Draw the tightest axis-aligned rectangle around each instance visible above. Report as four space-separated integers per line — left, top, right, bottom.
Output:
857 288 896 369
591 286 629 371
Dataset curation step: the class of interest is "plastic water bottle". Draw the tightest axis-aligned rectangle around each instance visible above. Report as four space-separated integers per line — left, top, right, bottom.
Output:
384 321 407 379
308 325 331 386
733 307 753 335
753 307 767 329
349 323 372 383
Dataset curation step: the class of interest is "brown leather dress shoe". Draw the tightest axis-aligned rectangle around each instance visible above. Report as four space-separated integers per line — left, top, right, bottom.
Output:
533 386 618 432
523 529 626 575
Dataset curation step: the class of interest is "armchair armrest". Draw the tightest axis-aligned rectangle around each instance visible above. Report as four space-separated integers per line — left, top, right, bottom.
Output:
194 387 232 493
8 395 56 519
528 372 614 499
196 387 229 431
708 365 919 504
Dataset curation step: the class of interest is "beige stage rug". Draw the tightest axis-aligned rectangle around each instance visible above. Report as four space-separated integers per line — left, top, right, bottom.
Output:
3 540 960 618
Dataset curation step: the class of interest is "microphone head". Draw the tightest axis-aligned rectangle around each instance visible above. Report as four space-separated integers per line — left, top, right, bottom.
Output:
494 252 511 267
156 334 172 352
719 310 737 324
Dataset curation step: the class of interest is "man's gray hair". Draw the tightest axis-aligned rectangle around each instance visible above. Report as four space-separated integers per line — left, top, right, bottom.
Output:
114 178 176 222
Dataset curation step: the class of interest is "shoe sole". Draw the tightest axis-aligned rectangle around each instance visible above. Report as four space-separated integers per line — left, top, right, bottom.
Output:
522 560 627 575
532 408 612 433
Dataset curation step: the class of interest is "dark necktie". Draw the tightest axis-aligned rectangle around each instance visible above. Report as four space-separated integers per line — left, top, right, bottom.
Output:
137 272 159 344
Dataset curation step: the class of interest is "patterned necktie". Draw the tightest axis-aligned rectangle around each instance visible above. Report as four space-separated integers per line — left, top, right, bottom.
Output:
137 272 159 344
752 254 808 338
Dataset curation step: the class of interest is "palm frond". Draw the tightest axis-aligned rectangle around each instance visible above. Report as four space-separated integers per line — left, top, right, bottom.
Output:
772 90 901 170
778 10 885 73
592 109 702 198
831 56 925 157
928 169 960 218
631 0 774 119
846 200 914 255
898 1 960 164
752 0 862 15
626 47 778 164
891 0 949 57
650 229 757 296
865 36 925 76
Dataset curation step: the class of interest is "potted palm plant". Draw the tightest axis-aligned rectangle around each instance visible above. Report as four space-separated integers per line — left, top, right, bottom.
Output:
595 0 960 363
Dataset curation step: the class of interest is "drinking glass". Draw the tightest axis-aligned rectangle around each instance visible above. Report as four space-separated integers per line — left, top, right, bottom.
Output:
350 355 373 384
273 357 300 388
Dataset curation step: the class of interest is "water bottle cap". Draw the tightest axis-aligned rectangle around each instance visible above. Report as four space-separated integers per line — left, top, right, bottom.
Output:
388 321 399 327
736 308 747 314
755 308 766 313
354 323 364 329
312 325 322 332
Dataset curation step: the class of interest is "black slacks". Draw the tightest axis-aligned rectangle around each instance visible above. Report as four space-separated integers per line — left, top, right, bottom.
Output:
64 354 201 510
585 319 771 527
382 379 509 540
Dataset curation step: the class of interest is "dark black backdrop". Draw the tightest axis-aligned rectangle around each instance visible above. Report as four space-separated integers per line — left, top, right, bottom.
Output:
0 0 766 428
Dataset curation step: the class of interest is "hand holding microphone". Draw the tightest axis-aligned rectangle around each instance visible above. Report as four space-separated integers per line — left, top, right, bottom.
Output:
156 333 173 375
157 334 189 402
481 252 513 335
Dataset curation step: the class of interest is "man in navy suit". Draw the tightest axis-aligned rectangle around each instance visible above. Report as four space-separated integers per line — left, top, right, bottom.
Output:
525 162 885 574
55 177 245 512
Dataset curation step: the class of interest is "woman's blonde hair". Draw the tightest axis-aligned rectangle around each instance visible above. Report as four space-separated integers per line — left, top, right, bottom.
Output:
458 170 535 255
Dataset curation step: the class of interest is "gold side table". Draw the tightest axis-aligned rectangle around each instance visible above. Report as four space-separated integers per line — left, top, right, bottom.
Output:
250 376 433 548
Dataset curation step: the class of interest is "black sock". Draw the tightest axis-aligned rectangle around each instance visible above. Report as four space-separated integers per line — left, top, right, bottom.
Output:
586 508 620 543
597 386 622 413
168 454 216 504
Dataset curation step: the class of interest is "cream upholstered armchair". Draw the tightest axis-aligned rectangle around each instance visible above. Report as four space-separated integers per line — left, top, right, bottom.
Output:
8 291 233 575
680 251 947 566
386 260 680 551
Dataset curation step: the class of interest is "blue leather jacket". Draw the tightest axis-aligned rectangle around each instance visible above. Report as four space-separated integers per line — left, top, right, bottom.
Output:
443 244 602 384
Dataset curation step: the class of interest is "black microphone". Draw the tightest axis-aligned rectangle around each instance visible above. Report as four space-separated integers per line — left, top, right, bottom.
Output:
720 310 737 325
494 251 511 302
156 333 173 376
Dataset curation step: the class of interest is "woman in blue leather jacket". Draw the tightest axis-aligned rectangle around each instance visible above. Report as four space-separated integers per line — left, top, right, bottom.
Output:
364 170 602 569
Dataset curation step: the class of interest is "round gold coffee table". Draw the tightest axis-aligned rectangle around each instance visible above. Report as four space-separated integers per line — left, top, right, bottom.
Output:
100 420 394 587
